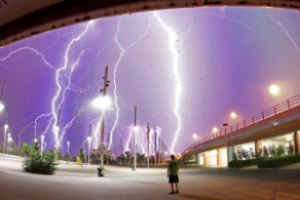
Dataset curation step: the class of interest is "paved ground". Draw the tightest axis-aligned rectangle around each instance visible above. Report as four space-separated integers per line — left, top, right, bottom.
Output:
0 156 300 200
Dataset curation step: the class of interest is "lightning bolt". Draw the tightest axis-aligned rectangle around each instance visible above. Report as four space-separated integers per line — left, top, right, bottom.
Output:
51 21 93 149
109 14 154 150
154 12 182 154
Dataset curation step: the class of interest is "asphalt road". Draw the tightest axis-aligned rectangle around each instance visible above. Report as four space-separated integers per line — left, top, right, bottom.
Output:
0 156 300 200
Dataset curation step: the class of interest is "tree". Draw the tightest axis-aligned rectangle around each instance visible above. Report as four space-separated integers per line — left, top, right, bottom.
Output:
76 148 84 167
117 154 125 165
90 154 98 163
263 146 269 157
10 147 20 156
64 153 71 164
20 142 31 157
287 142 295 155
23 145 57 174
137 153 145 165
276 145 285 156
150 156 155 164
56 148 63 160
124 151 132 166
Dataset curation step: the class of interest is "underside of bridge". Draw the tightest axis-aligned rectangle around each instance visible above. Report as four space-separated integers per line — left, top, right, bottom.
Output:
1 0 300 47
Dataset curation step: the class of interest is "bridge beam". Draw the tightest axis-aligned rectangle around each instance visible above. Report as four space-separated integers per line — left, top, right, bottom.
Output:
294 131 300 155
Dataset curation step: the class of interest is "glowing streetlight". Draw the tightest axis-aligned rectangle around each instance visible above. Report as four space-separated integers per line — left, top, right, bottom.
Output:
0 102 4 111
213 127 218 133
87 136 92 165
3 124 8 155
92 96 111 110
193 134 198 139
231 112 237 119
269 84 281 96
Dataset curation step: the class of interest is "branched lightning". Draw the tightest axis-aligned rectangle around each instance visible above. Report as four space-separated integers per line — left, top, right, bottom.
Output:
109 14 154 150
154 12 182 154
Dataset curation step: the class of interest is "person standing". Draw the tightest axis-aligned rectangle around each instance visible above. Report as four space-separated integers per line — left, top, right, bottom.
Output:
167 155 179 194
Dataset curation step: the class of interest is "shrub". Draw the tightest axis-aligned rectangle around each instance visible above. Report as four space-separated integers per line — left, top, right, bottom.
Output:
228 158 260 168
287 142 295 155
184 161 196 164
263 146 269 157
276 145 285 156
22 144 57 175
257 155 300 168
268 145 276 157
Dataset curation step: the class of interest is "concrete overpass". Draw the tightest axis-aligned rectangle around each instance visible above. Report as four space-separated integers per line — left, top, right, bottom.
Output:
183 93 300 166
1 0 300 47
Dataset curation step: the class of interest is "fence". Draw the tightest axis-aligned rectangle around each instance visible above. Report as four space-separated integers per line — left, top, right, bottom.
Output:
183 93 300 155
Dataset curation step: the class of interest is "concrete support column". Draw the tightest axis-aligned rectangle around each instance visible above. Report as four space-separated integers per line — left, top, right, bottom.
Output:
196 153 201 165
204 152 208 165
294 131 300 155
227 146 233 163
217 148 222 166
255 140 262 155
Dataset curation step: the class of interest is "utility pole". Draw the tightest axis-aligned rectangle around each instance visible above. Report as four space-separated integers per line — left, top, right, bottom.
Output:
0 80 6 101
56 109 61 150
88 124 92 165
146 123 150 168
120 138 123 155
41 124 45 156
99 66 109 176
3 113 8 155
133 106 137 171
158 137 160 164
162 141 164 164
107 132 110 166
154 131 157 166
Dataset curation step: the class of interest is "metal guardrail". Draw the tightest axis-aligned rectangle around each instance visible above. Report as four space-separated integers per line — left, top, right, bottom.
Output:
183 93 300 155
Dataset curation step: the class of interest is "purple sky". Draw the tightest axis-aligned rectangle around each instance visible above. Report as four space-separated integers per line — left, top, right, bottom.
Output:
1 7 300 156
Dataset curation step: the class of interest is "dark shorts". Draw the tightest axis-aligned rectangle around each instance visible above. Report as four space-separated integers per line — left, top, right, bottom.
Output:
169 175 179 184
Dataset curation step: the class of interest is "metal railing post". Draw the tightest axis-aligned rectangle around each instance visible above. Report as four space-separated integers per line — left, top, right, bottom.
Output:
287 100 290 110
262 112 264 120
252 117 254 124
274 106 277 115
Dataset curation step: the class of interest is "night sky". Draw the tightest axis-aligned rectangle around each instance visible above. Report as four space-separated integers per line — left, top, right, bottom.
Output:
1 7 300 156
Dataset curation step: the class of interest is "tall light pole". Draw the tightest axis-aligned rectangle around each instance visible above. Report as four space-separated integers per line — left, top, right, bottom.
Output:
154 131 157 166
146 123 150 168
41 124 45 156
99 66 109 176
55 109 61 150
88 124 92 165
158 137 160 164
133 106 137 171
7 133 12 154
0 80 6 112
107 132 110 166
3 113 8 155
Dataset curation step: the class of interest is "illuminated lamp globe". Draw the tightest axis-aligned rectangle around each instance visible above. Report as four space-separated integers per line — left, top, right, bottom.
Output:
0 103 4 111
133 126 139 131
193 134 198 139
213 127 218 133
231 112 237 119
92 96 111 109
269 84 280 95
4 124 8 129
87 136 92 141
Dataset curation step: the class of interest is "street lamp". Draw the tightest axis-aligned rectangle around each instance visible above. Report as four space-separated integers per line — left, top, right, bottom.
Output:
92 96 111 110
3 124 8 155
0 102 4 111
87 136 92 165
213 127 218 133
269 84 280 96
7 133 12 154
193 134 198 139
231 112 237 119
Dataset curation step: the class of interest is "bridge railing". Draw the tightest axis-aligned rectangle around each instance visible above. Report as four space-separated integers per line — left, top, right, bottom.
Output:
183 93 300 155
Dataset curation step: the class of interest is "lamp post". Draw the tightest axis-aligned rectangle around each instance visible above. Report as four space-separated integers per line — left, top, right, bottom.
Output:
3 114 8 155
92 66 110 176
133 106 137 171
7 133 12 155
88 124 92 165
146 123 150 168
0 80 6 112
